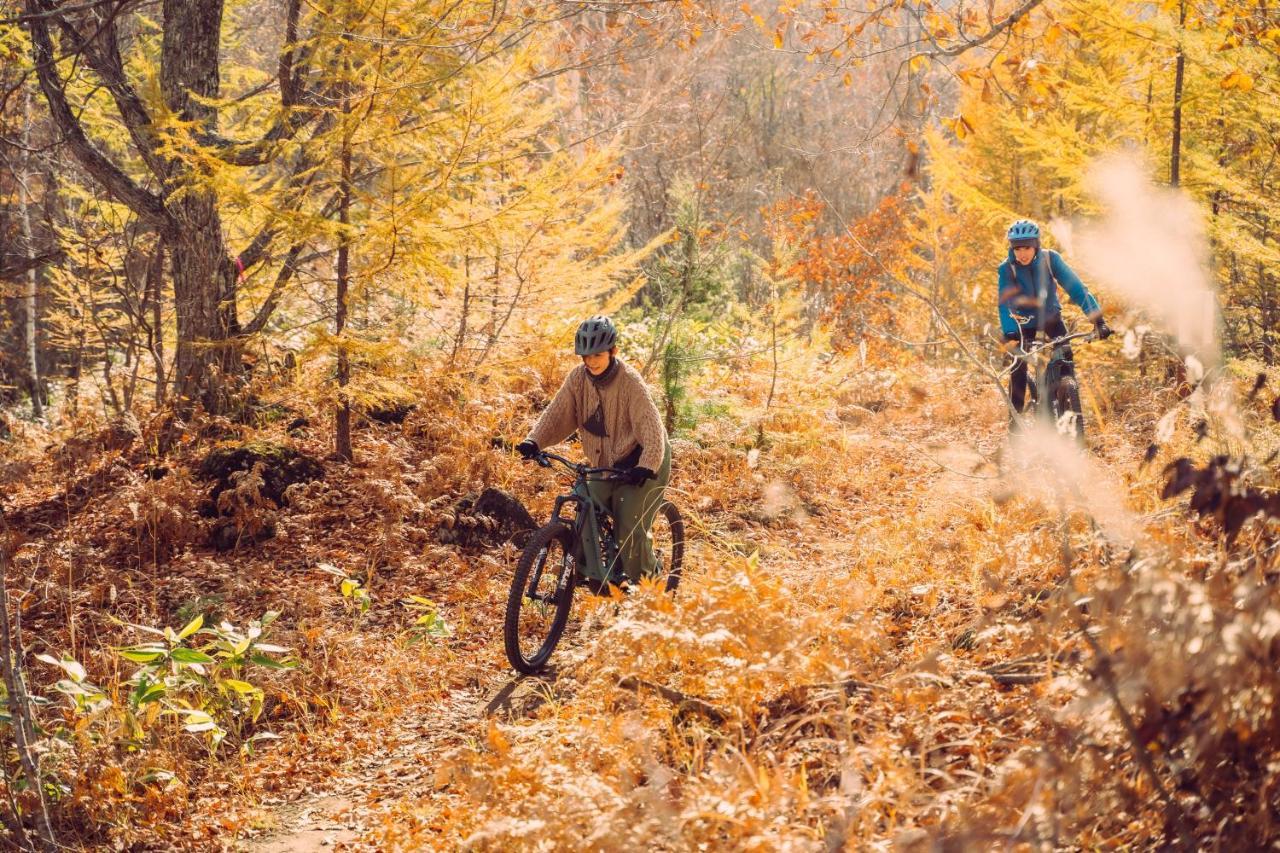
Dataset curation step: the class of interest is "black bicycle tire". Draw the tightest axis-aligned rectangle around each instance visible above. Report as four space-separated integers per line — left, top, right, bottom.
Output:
1053 377 1085 443
658 500 685 593
504 522 576 673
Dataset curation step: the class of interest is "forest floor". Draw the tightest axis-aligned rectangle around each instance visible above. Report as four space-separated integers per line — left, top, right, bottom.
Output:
5 345 1260 850
214 360 1146 850
234 410 1002 849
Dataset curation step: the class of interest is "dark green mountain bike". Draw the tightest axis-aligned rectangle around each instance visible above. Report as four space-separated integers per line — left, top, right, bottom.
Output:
503 450 684 674
1007 328 1099 442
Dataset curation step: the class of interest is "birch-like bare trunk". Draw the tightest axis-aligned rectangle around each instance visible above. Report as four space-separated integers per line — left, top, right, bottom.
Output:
19 90 44 421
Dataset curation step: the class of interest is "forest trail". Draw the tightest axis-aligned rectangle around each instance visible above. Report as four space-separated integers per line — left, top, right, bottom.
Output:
233 369 1108 851
8 0 1280 845
8 347 1269 849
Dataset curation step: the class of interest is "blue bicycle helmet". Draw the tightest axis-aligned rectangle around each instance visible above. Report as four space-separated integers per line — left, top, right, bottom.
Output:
1007 219 1040 247
574 315 618 355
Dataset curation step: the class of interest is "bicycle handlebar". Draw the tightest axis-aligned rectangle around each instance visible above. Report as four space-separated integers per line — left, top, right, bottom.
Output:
496 437 630 478
531 450 628 478
1008 329 1098 361
997 329 1099 379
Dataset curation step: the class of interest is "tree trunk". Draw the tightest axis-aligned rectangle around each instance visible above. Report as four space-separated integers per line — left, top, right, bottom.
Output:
19 90 44 421
334 101 353 462
147 241 168 407
1170 0 1186 187
758 291 779 448
25 0 243 416
168 231 239 414
451 252 472 365
1260 262 1276 364
0 548 57 851
161 0 242 414
67 314 86 418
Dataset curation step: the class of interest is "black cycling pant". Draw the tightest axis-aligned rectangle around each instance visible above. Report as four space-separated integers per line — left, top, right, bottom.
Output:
1004 315 1072 413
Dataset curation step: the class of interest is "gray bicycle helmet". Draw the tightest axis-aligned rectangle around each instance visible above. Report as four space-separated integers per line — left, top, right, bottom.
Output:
574 315 618 355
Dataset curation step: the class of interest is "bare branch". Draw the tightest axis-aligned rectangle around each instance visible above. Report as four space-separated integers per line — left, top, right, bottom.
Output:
0 248 64 281
0 0 119 25
240 189 342 336
24 0 170 226
52 1 170 180
922 0 1048 59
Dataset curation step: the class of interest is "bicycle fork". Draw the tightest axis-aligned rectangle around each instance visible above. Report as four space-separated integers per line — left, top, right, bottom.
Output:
524 545 576 604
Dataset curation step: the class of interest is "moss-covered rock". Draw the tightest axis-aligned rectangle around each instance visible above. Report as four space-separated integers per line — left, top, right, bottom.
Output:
437 487 536 550
365 401 416 425
195 441 324 509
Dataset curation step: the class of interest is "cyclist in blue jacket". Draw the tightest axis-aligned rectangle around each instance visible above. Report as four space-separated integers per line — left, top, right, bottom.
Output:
999 219 1112 427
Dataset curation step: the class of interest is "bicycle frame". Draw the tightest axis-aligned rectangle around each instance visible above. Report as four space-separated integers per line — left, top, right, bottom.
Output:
537 451 625 584
1005 329 1097 420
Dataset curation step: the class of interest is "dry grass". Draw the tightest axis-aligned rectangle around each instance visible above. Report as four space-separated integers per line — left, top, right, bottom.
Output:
361 343 1280 851
3 337 1278 849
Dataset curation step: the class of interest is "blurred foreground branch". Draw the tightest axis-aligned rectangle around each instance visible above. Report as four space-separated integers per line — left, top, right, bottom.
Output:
0 539 57 851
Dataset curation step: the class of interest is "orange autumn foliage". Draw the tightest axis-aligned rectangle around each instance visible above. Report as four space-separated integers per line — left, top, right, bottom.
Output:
763 189 913 349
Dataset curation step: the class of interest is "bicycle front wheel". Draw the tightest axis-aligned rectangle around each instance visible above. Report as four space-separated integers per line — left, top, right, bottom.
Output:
1052 377 1085 444
504 522 577 673
651 500 686 593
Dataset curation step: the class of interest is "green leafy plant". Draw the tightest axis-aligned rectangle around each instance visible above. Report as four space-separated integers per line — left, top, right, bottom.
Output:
35 654 110 716
318 563 372 628
171 594 225 631
340 578 372 615
115 612 294 751
402 595 452 645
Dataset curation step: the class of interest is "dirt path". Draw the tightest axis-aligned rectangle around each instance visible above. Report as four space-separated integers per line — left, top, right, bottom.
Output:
236 597 616 850
238 679 498 850
236 378 1102 851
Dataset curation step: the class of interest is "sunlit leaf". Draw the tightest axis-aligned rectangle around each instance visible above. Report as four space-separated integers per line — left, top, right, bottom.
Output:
170 648 215 665
221 679 261 695
119 646 166 663
177 614 204 640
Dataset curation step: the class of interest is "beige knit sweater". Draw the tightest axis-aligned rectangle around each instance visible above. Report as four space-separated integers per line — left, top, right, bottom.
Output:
526 359 667 472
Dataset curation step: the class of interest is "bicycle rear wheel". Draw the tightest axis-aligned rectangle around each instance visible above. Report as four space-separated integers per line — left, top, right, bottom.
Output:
504 522 576 673
650 500 685 593
1052 377 1085 444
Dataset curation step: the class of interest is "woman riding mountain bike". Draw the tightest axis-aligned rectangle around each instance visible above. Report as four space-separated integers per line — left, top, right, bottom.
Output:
998 219 1113 431
516 315 672 585
502 448 684 672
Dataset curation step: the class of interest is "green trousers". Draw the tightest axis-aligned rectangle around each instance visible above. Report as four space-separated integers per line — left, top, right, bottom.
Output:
588 442 672 583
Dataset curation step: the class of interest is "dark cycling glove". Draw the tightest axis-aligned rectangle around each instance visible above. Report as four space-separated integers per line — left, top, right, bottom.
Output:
621 466 654 486
515 439 539 460
1094 318 1113 340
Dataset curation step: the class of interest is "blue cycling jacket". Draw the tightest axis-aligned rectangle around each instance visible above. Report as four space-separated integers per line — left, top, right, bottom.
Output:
997 248 1101 336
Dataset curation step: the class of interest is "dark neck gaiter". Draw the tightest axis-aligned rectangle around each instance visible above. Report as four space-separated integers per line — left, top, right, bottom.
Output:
587 356 620 388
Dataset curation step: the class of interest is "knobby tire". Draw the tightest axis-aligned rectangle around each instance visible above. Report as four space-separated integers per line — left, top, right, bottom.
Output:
1052 377 1085 444
504 522 576 674
656 500 685 593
